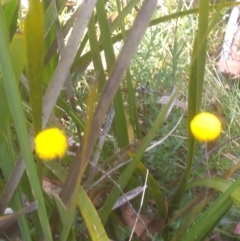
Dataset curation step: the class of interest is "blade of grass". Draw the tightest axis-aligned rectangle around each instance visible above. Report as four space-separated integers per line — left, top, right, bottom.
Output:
196 0 209 111
44 0 68 37
188 178 240 206
77 187 109 241
116 0 142 140
88 13 106 91
181 177 240 241
3 0 19 41
53 195 77 241
96 0 129 148
0 6 53 240
45 2 88 65
24 0 44 134
0 32 25 145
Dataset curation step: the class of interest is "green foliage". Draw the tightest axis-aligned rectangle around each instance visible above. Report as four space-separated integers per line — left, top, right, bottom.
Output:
1 0 240 240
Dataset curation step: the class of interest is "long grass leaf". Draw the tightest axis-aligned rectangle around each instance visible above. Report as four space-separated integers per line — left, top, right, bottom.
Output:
188 178 240 206
96 0 129 148
0 6 53 240
196 0 209 111
182 177 240 241
78 187 109 241
3 0 19 41
88 14 106 91
24 0 44 134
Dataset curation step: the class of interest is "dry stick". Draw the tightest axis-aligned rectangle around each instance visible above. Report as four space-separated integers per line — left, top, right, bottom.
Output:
0 0 97 216
51 0 81 141
58 0 158 208
86 106 115 184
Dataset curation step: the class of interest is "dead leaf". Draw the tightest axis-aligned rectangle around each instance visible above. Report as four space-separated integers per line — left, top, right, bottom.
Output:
42 177 61 195
112 186 147 210
121 203 152 240
121 203 163 241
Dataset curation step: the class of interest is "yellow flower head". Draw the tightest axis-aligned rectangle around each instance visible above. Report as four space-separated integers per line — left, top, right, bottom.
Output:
34 128 68 161
190 112 222 142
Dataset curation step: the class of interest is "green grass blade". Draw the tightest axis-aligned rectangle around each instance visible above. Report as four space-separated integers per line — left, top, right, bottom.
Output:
44 0 68 37
119 1 141 140
170 195 209 241
0 6 53 240
0 32 26 142
0 75 10 140
88 13 106 91
109 0 140 33
188 178 240 206
10 33 26 80
196 0 209 112
24 0 44 134
3 0 19 41
78 187 109 241
53 195 77 241
186 199 232 241
96 0 129 148
45 4 88 65
126 70 142 139
182 177 240 241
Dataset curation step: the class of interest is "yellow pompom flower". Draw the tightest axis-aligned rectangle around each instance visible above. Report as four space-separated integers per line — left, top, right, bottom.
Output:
190 112 222 142
34 128 68 161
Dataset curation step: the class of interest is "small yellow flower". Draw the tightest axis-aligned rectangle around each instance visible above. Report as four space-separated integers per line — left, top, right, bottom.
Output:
190 112 222 142
34 128 67 161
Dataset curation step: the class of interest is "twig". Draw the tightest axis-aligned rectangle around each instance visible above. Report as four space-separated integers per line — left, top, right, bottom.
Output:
86 106 115 184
